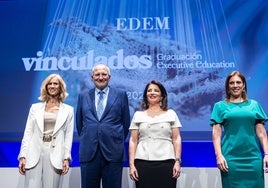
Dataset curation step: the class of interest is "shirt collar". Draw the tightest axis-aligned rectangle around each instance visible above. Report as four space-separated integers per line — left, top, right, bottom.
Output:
95 86 109 95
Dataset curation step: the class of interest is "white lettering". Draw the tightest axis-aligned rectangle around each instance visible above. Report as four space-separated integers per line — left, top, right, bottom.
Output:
195 61 235 68
143 17 153 30
129 18 140 30
157 53 202 61
58 57 71 70
139 55 152 69
116 18 127 30
124 55 139 69
22 49 153 71
42 57 58 70
157 62 194 69
22 57 36 71
116 17 170 31
155 17 169 30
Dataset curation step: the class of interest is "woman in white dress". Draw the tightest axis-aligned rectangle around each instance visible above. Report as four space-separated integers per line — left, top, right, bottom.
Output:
129 80 182 188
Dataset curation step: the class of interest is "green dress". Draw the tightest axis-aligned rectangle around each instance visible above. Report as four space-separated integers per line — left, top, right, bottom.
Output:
210 99 268 188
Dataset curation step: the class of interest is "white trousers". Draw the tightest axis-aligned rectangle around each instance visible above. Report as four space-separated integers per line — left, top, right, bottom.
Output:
24 142 62 188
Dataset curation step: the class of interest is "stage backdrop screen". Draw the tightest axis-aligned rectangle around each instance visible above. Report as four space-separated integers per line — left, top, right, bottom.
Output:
1 0 268 140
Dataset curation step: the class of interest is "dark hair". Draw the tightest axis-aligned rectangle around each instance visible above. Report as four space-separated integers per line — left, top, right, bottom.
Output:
225 71 248 101
141 80 168 111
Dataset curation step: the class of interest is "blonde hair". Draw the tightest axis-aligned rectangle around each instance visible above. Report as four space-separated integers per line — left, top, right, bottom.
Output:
38 74 68 102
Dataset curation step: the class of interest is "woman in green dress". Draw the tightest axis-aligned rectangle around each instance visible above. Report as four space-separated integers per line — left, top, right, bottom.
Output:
211 71 268 187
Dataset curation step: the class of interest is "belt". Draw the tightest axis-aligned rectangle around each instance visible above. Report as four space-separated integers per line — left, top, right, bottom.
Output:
43 135 52 142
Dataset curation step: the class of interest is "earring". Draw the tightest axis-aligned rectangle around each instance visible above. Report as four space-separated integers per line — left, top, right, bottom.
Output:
159 100 162 107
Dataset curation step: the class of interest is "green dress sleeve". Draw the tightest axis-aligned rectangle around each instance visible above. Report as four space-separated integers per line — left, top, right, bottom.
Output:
252 100 268 124
210 101 224 126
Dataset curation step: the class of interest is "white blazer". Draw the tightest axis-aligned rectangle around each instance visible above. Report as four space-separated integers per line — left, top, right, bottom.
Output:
18 102 74 170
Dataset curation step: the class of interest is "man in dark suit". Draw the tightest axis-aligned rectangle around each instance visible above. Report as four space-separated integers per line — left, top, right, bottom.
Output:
76 64 130 188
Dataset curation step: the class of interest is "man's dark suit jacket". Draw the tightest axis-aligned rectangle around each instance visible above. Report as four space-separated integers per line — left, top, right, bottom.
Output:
76 86 130 162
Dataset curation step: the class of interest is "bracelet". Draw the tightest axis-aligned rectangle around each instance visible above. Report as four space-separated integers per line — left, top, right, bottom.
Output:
175 157 182 163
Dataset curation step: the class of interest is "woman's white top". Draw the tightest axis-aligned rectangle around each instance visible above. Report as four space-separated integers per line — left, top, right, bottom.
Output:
44 111 58 136
129 109 182 161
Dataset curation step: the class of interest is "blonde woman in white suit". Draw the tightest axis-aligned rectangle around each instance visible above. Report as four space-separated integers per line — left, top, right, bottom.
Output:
18 74 74 188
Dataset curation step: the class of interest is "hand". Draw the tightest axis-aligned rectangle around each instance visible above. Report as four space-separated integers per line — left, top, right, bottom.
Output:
62 159 70 175
216 155 228 172
172 161 181 178
129 165 139 181
263 155 268 173
18 157 26 175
